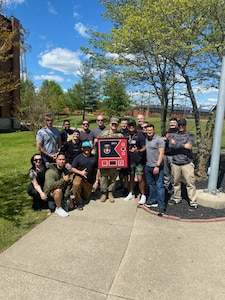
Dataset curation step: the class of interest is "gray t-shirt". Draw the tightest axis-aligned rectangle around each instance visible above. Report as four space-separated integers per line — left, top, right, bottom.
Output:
36 127 60 154
90 126 108 141
146 134 165 167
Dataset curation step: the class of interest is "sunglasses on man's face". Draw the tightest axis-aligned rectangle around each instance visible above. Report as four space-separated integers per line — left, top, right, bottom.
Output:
97 119 104 122
82 123 89 125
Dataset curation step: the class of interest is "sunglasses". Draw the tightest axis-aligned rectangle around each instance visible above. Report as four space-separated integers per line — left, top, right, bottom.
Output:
142 126 147 129
97 119 104 122
82 123 89 125
34 158 42 162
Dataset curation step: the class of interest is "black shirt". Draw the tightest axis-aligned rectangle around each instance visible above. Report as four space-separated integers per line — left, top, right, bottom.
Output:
72 153 97 184
62 140 82 164
124 131 146 164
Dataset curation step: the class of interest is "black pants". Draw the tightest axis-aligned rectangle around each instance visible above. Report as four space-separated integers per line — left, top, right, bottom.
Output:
27 183 49 210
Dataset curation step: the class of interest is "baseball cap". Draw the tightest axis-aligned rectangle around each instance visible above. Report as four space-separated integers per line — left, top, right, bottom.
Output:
127 119 136 126
82 141 91 147
178 118 187 126
110 117 119 124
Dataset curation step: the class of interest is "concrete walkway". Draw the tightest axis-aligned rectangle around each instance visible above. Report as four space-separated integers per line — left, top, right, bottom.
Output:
1 197 225 300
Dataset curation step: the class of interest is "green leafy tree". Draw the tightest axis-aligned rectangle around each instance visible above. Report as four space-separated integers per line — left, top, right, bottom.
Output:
66 82 84 113
20 79 50 134
101 75 130 117
38 80 66 116
84 0 225 177
67 62 99 120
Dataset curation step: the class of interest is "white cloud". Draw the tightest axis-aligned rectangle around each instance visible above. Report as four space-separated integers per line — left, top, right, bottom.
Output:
74 22 89 38
34 74 64 82
72 4 80 18
200 98 217 108
47 1 58 15
38 47 83 76
2 0 25 6
105 52 119 59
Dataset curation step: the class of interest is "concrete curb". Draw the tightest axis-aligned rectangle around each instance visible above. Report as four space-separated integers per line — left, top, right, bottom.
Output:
138 203 225 223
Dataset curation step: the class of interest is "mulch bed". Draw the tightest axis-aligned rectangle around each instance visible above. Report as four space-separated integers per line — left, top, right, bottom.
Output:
150 179 225 220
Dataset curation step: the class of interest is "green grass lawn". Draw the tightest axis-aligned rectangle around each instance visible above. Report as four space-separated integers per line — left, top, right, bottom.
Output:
0 131 50 253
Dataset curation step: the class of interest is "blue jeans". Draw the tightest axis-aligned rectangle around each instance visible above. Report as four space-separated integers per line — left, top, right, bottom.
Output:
145 165 166 210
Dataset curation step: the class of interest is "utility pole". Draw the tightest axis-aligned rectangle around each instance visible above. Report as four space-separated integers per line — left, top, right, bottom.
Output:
207 55 225 194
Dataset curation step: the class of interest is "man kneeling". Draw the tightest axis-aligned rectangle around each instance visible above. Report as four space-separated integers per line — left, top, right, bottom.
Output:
71 141 99 210
44 153 72 217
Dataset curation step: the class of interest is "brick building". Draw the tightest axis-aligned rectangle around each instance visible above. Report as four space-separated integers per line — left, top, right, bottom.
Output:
0 15 22 130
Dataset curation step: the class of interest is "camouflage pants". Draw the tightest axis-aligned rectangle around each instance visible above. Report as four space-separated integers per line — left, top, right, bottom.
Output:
100 169 119 193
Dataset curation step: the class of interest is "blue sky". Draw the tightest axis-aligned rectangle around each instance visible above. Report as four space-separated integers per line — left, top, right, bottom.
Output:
2 0 112 89
2 0 219 107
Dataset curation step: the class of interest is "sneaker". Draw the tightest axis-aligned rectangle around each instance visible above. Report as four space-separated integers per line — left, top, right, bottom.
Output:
55 207 69 217
189 205 198 211
145 202 158 208
124 192 135 201
76 204 83 211
158 208 166 216
168 199 181 205
138 194 146 205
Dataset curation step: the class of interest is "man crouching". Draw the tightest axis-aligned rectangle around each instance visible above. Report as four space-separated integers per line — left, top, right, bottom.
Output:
44 153 72 217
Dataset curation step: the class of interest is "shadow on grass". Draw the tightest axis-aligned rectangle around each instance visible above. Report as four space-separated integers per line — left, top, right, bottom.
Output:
0 172 30 225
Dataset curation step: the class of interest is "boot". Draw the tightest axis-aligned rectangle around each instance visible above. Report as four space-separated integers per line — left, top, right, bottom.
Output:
108 192 115 203
100 193 107 202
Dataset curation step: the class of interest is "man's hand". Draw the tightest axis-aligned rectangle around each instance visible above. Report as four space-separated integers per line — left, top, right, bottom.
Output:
80 168 88 178
63 173 70 182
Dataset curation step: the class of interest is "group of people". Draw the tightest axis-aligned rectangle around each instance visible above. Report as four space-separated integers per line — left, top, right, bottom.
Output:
27 113 198 218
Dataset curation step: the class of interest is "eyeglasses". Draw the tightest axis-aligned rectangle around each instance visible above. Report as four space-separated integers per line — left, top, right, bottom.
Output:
111 123 118 125
82 123 89 125
142 126 147 129
34 158 42 162
97 119 104 122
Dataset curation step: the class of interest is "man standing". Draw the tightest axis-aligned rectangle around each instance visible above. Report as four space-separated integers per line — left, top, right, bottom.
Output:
60 120 74 145
120 118 129 135
98 117 123 203
44 153 71 217
90 115 108 149
136 114 145 132
162 118 178 196
80 119 92 142
169 118 198 211
118 118 129 196
123 119 146 204
36 114 61 163
145 124 166 215
71 141 99 210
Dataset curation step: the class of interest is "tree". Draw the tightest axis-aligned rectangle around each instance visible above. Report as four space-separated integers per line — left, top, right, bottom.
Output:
84 0 225 178
67 61 99 120
20 79 50 134
66 82 84 113
38 80 66 116
101 74 131 117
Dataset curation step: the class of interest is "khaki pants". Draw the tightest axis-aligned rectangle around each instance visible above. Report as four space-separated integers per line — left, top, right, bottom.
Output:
171 162 197 205
72 175 92 204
